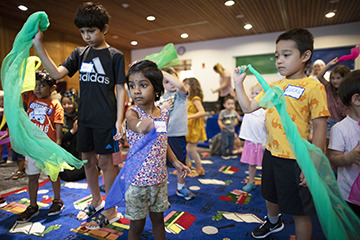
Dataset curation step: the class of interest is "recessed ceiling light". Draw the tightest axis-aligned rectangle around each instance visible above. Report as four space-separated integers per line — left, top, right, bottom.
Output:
244 24 252 30
146 16 155 21
122 3 129 8
225 0 235 6
18 5 28 11
181 33 189 39
325 12 335 18
112 35 119 39
131 41 138 46
236 14 244 18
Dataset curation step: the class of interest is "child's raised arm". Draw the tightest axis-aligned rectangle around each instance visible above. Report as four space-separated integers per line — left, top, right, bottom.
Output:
317 57 338 85
233 67 259 113
33 29 69 80
188 99 205 120
162 71 188 95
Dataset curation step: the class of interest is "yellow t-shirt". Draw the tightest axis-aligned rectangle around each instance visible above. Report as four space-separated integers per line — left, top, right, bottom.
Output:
254 77 330 159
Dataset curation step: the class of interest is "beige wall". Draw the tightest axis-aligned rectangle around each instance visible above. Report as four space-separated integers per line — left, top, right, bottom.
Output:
0 16 131 91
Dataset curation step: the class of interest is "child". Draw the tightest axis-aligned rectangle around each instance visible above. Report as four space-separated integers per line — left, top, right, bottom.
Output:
0 131 26 180
125 60 190 239
32 2 126 227
157 67 195 200
239 83 266 192
183 77 207 176
328 70 360 217
17 69 65 222
218 96 240 159
59 91 86 182
234 28 329 239
0 90 11 164
317 58 350 154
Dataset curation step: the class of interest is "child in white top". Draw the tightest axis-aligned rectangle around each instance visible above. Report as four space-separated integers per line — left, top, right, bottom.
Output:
328 70 360 217
239 83 267 192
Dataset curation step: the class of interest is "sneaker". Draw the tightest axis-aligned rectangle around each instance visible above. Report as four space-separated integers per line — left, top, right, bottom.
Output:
48 199 65 216
176 187 196 200
242 182 256 192
221 155 230 159
252 215 284 239
0 197 7 208
17 205 39 223
0 158 6 164
12 170 26 180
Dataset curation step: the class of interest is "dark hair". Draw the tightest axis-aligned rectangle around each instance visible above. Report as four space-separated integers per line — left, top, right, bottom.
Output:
126 60 164 101
62 91 78 104
276 28 314 66
161 67 178 77
338 70 360 107
74 2 110 31
35 69 56 87
223 95 235 104
183 77 204 101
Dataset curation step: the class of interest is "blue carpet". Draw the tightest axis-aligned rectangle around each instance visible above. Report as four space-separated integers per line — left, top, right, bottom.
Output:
0 152 326 239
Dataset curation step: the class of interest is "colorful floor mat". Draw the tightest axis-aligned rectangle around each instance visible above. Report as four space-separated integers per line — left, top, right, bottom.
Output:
0 151 326 239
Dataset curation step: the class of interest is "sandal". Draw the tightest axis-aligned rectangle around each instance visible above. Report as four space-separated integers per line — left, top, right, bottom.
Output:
77 200 105 220
48 199 65 216
12 170 26 180
17 205 39 223
85 213 121 230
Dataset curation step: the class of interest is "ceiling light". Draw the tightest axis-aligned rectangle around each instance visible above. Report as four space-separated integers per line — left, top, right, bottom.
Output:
325 12 335 18
112 35 119 39
181 33 189 39
225 1 235 6
18 5 28 11
122 3 129 8
131 41 138 46
244 24 252 30
146 16 155 21
236 14 244 18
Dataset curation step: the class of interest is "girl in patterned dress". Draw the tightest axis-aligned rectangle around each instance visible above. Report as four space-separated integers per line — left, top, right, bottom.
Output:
125 60 190 240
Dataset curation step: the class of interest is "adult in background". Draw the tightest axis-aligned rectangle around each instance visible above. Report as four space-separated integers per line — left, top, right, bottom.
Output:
212 63 235 112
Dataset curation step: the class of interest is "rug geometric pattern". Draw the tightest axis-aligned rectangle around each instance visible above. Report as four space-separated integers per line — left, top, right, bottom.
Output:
0 151 326 239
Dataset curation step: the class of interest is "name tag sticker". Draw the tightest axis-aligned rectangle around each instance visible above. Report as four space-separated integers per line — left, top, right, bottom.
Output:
154 120 167 133
80 62 94 73
284 85 305 99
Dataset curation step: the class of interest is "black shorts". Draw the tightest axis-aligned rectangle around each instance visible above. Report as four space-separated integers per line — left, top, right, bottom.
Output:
261 149 316 216
167 136 187 167
77 125 119 155
11 150 24 161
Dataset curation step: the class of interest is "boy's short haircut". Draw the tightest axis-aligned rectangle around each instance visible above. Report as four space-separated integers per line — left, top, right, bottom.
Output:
276 28 314 66
35 69 56 87
338 70 360 106
126 60 164 101
223 95 235 104
74 2 110 31
161 67 178 77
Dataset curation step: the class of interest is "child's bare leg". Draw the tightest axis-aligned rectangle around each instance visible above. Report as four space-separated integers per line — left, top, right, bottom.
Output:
50 176 61 200
265 200 279 217
18 158 25 171
28 174 40 207
77 151 101 219
293 215 312 240
248 165 257 184
185 153 192 169
86 154 117 228
128 218 146 240
187 142 204 175
149 212 165 240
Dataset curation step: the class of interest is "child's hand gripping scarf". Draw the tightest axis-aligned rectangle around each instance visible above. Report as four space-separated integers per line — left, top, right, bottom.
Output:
238 65 360 240
0 12 84 181
105 128 158 211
